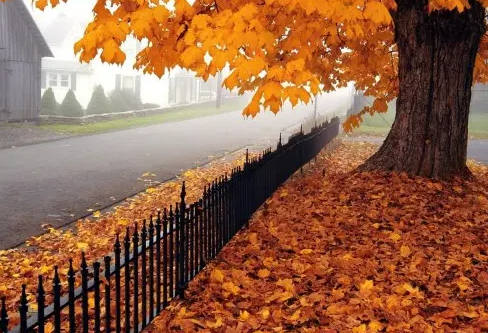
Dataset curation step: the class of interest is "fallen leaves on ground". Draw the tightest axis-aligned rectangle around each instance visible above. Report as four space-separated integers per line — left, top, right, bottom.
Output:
147 141 488 333
0 151 253 326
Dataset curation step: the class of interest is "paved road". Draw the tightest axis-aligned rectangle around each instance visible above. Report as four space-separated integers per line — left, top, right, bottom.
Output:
345 136 488 166
0 90 352 249
469 140 488 165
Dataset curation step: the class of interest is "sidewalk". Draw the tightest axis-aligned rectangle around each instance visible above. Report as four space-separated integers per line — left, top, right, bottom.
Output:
146 141 488 333
0 123 68 149
343 135 488 165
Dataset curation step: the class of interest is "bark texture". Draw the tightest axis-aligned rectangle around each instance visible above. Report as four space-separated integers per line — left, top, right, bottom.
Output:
361 0 485 179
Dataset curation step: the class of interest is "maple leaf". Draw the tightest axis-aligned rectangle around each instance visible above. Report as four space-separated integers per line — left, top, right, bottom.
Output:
457 276 471 291
258 269 270 278
276 279 295 293
390 232 401 242
363 2 393 24
360 279 374 291
210 269 225 283
248 233 259 245
400 245 411 257
222 282 240 295
77 242 89 251
239 310 250 321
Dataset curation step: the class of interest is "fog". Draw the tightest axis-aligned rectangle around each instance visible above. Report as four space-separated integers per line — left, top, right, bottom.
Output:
0 0 356 249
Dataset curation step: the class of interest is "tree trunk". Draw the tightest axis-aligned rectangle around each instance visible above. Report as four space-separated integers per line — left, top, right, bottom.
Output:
361 0 485 179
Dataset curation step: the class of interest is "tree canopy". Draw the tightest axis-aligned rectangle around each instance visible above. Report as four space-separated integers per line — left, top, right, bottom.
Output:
24 0 488 130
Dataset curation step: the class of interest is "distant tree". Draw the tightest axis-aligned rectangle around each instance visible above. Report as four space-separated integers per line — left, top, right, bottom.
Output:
108 89 143 113
59 90 84 117
40 88 59 116
86 85 110 115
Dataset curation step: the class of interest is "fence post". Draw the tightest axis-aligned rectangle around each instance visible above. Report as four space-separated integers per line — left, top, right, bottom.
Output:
81 254 88 333
104 256 112 333
114 235 122 333
19 285 27 333
0 298 7 333
52 267 60 333
178 182 187 299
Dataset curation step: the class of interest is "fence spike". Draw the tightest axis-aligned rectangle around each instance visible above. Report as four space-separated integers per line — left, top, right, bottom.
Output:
53 266 61 333
81 253 89 333
67 259 75 333
148 214 155 321
124 226 130 245
132 223 139 333
180 181 186 202
141 219 147 328
124 226 130 333
113 232 121 333
156 208 163 312
93 261 101 333
115 233 121 251
19 284 27 333
142 219 147 235
167 205 174 302
103 255 111 333
1 296 8 333
157 210 162 225
37 275 45 333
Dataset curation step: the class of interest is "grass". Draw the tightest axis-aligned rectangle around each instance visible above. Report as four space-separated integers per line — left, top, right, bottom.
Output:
351 104 488 139
38 98 250 136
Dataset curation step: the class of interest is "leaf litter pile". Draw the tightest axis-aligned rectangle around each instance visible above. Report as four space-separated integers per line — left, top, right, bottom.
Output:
0 151 251 325
148 141 488 333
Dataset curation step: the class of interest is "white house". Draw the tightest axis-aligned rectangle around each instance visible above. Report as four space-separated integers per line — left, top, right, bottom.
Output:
39 13 96 108
38 11 226 110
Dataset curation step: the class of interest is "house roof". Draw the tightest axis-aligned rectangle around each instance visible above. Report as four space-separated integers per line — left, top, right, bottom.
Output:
42 58 93 73
11 0 53 57
41 13 87 47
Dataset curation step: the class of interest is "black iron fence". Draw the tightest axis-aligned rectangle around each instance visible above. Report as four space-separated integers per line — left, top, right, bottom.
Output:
0 117 340 333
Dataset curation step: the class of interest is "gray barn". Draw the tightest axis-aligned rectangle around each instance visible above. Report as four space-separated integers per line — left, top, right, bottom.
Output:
0 0 53 121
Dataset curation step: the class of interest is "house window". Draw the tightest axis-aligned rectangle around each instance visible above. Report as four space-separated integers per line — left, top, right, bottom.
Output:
47 73 72 89
49 74 58 87
122 76 135 91
60 74 69 87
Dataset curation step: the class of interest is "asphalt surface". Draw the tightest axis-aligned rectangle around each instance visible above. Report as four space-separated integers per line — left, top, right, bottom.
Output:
469 139 488 165
345 136 488 166
0 91 352 249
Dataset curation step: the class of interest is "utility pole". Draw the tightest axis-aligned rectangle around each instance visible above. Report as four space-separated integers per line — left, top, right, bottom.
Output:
216 71 223 108
313 94 318 126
